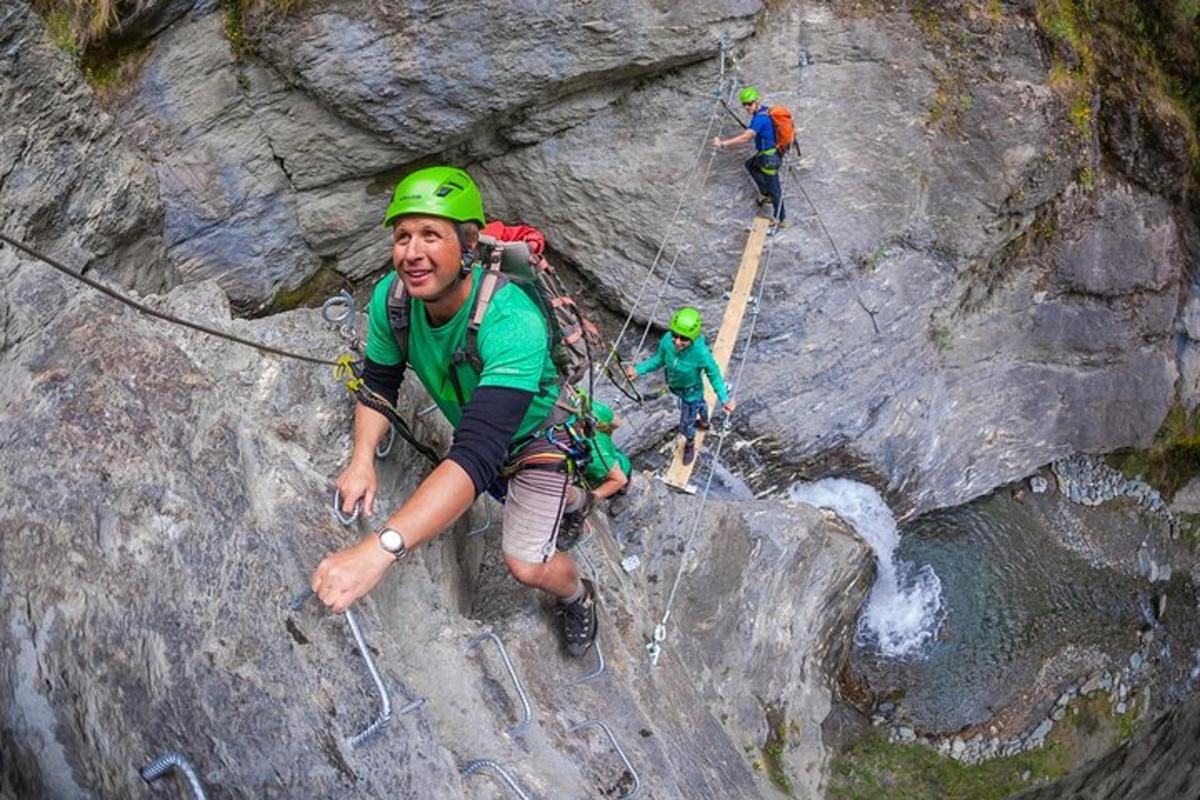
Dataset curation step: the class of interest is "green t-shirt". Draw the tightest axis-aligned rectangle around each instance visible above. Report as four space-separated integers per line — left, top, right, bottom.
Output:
365 267 560 449
570 400 632 487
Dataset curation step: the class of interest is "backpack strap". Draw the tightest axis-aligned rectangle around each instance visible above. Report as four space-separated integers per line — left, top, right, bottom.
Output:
385 274 411 361
448 244 507 406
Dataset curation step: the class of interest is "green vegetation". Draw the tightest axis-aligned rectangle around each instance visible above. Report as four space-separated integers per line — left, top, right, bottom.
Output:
1033 0 1200 181
35 0 151 90
829 734 1068 800
259 260 350 317
42 7 79 57
761 704 795 796
859 243 889 273
830 689 1143 800
1110 404 1200 501
931 325 953 351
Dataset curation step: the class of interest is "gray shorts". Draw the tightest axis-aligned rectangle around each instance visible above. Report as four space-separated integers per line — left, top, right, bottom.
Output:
502 467 571 563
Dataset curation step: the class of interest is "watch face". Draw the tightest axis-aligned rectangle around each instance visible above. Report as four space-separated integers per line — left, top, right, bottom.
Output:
379 529 404 553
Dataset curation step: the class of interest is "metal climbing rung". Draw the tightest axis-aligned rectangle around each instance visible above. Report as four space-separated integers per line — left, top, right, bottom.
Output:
461 759 535 800
568 719 641 800
330 489 360 526
139 751 208 799
290 589 424 748
375 425 396 459
466 632 534 735
574 637 606 683
466 498 492 538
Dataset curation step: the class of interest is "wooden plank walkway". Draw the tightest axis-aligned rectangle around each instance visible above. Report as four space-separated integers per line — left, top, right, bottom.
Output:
663 215 771 491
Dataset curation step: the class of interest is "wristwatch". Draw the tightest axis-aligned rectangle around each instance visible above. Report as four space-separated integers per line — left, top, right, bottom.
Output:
376 525 409 561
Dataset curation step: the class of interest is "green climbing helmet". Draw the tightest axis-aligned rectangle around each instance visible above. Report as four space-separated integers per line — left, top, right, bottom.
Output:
383 166 486 228
739 86 760 104
669 306 703 340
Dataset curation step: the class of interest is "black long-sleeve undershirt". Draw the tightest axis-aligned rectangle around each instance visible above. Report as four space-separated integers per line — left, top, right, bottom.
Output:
359 356 533 495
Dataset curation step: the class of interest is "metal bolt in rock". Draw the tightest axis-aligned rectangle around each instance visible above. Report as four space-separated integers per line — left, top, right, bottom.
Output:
139 751 208 799
375 425 396 459
573 636 606 684
466 632 534 735
461 758 535 800
330 488 360 526
568 718 641 799
290 589 424 748
466 498 492 538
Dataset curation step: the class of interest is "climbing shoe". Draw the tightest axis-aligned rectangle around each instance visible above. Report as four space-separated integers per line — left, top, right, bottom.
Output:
559 579 598 657
682 439 696 465
556 491 595 552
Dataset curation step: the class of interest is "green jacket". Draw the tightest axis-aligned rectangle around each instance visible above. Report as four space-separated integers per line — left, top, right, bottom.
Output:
634 333 729 404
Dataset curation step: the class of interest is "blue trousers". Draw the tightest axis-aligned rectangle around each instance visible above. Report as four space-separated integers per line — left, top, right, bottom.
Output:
677 396 709 440
745 154 785 223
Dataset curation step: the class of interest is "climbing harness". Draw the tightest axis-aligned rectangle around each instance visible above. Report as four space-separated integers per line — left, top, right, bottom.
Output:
330 488 361 526
460 759 535 800
568 719 641 800
0 233 339 367
290 588 424 748
465 631 534 736
140 751 208 800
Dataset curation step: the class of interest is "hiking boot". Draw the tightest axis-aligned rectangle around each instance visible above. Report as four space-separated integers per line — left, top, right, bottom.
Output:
767 219 790 237
559 579 598 657
756 194 770 206
682 439 696 465
556 491 595 552
695 416 711 431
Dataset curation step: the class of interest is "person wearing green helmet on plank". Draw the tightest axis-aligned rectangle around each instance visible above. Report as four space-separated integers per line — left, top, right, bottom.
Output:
624 307 735 466
310 165 598 657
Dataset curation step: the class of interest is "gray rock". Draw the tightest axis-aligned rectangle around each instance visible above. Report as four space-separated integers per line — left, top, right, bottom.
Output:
1030 475 1049 494
897 726 916 742
0 3 168 292
1013 692 1200 799
0 260 871 799
1030 719 1053 742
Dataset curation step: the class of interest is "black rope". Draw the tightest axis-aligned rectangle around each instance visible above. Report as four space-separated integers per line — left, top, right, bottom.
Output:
351 379 441 465
0 232 339 367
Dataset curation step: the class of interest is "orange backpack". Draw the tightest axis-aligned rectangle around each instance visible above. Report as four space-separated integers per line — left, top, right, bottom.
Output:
768 105 796 156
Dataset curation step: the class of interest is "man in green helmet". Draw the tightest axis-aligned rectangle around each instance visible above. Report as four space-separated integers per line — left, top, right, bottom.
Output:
624 307 735 466
713 86 786 231
310 165 598 657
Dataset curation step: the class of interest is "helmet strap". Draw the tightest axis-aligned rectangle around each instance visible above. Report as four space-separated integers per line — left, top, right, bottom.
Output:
454 223 475 278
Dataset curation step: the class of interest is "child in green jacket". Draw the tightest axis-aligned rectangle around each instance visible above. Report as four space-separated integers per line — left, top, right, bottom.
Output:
625 307 736 465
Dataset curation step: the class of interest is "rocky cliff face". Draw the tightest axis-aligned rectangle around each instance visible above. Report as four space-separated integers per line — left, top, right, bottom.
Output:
1012 690 1200 799
2 0 1199 796
0 255 870 797
5 0 1196 513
